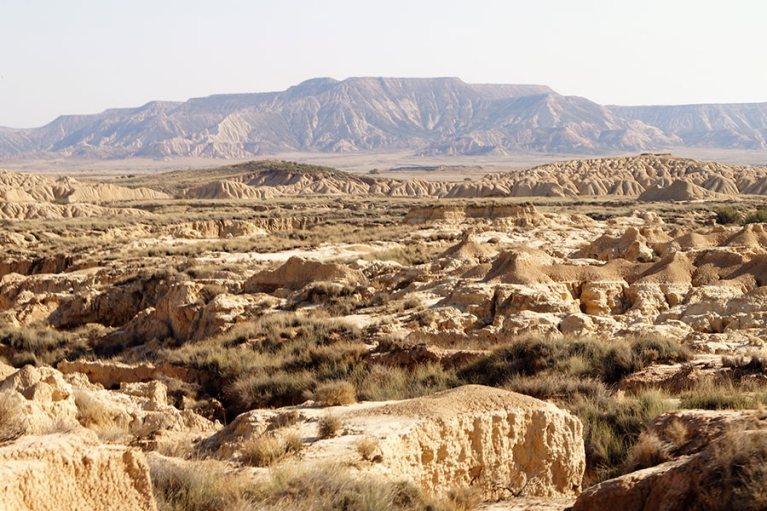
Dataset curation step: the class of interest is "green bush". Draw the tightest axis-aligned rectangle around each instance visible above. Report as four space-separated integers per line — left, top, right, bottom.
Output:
743 209 767 225
715 206 742 225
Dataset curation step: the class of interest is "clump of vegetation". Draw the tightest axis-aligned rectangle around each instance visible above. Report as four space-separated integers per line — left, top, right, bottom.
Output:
149 458 255 511
240 432 303 467
623 418 688 473
0 325 95 367
356 436 380 461
571 389 678 484
318 414 342 439
355 364 459 401
715 206 742 225
694 427 767 510
458 336 691 387
679 380 765 410
160 313 368 416
743 208 767 225
310 380 357 406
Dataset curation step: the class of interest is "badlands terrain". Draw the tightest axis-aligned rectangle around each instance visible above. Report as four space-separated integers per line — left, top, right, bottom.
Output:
4 153 767 510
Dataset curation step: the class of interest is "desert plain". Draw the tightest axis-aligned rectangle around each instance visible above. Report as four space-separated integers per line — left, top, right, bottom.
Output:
3 153 767 510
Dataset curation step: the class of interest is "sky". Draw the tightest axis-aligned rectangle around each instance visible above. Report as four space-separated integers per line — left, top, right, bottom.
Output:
1 0 765 128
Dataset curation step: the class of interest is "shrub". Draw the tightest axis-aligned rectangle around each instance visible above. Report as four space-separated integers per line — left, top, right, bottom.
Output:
457 336 691 388
240 435 286 467
356 436 380 461
744 209 767 225
680 380 756 410
318 414 342 439
694 427 767 510
257 464 450 511
149 457 253 511
239 431 303 468
0 326 90 367
311 381 357 406
356 364 458 401
570 389 677 484
715 206 742 225
446 486 482 511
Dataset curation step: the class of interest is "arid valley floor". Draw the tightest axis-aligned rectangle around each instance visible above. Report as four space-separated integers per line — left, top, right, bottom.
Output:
4 154 767 510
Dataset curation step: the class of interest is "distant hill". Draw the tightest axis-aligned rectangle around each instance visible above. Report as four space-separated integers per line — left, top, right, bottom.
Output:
131 155 767 202
0 77 765 159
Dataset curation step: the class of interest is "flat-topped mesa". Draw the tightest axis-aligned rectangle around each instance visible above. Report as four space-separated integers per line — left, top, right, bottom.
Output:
404 203 546 225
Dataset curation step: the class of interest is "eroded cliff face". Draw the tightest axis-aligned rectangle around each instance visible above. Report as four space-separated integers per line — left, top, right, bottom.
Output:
202 385 585 501
0 434 157 511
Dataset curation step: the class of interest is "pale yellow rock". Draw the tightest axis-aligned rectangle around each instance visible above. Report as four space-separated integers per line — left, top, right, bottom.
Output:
0 434 157 511
203 385 584 501
579 281 627 316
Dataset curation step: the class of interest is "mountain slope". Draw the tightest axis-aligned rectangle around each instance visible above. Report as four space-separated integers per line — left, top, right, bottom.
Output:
1 77 766 159
610 103 767 149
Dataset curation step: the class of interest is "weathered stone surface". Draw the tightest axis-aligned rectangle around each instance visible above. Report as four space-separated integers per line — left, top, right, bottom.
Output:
203 385 584 500
0 434 157 511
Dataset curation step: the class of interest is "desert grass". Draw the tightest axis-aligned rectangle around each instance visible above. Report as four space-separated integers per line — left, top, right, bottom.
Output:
679 379 767 410
356 436 380 461
623 418 688 473
240 432 303 468
570 389 678 484
149 457 255 511
0 325 93 367
309 381 357 406
458 336 691 387
255 464 471 511
355 364 459 401
151 457 473 511
317 414 342 439
693 427 767 511
160 313 367 414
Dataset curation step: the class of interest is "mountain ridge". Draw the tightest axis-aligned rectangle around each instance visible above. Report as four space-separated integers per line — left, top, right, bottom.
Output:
1 77 765 159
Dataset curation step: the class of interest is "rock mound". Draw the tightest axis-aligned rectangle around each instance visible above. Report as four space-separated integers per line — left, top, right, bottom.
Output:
243 257 367 292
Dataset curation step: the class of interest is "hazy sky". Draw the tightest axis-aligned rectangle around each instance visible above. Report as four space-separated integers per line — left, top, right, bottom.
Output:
1 0 765 128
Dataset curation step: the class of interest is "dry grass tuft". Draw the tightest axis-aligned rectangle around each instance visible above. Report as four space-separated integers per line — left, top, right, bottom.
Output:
317 414 342 439
311 381 357 406
240 431 304 468
356 436 380 461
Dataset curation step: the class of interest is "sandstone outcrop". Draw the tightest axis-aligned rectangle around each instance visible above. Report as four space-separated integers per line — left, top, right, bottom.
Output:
203 385 584 500
0 433 157 511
